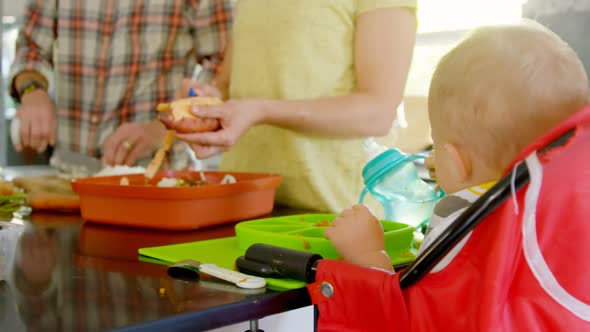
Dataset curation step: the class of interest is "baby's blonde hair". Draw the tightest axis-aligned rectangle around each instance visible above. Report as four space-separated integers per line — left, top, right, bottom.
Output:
429 20 589 172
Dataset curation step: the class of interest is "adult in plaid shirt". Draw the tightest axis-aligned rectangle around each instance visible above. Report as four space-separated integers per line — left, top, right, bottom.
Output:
9 0 233 166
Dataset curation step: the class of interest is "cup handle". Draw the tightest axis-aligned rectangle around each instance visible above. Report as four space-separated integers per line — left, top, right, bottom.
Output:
358 187 369 203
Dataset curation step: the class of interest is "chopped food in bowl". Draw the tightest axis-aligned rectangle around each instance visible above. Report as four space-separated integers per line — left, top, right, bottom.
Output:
156 177 208 187
94 165 146 177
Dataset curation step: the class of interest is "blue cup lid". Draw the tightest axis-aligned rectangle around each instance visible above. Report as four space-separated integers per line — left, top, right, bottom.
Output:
362 149 415 188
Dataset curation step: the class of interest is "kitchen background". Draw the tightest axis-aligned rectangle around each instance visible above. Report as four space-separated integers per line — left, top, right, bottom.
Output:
4 0 578 168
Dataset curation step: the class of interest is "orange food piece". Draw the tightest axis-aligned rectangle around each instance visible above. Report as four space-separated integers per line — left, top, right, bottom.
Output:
0 180 20 195
303 241 311 250
314 220 330 227
145 131 175 180
26 192 80 211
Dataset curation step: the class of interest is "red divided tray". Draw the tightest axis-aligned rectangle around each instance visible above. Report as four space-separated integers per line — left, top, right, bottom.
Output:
71 171 282 230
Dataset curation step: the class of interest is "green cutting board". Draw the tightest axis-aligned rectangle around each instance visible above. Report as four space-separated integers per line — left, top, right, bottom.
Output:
139 214 417 291
138 236 308 290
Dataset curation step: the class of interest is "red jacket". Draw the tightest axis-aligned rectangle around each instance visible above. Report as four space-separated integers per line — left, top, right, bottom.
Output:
314 106 590 332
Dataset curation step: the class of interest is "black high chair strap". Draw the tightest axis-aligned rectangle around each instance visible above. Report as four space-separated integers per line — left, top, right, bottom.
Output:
399 128 576 288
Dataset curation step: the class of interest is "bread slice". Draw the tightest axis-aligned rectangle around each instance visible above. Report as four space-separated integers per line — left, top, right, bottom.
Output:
157 96 223 121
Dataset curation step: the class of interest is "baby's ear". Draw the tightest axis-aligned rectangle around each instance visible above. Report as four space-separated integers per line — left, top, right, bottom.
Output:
444 142 472 182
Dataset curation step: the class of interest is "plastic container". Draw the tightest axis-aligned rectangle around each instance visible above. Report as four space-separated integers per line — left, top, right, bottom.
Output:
235 214 416 265
71 171 282 230
360 138 442 227
0 222 24 281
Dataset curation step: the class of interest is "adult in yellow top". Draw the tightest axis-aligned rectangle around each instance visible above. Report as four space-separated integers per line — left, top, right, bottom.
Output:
168 0 418 213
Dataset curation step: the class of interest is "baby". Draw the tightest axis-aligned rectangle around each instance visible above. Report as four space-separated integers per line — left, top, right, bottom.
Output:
325 19 589 272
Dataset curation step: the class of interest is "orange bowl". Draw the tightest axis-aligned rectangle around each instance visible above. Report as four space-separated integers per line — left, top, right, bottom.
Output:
71 171 282 230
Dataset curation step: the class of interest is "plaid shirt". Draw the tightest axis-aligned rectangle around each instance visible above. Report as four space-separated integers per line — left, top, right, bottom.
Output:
9 0 233 158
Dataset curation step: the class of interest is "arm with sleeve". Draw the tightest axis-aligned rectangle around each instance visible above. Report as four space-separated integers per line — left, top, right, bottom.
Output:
8 0 57 99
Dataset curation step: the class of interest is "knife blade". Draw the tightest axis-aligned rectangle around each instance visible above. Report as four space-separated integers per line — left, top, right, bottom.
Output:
50 148 104 176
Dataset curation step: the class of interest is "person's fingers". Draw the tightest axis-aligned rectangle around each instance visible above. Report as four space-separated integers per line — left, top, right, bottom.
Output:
192 104 224 119
48 116 57 146
159 114 175 130
177 130 234 147
113 138 136 166
352 204 366 211
340 208 355 217
29 118 45 152
190 144 225 159
102 136 117 165
331 216 347 227
173 117 219 134
20 116 32 150
36 116 50 153
323 227 335 240
102 125 130 165
123 140 148 166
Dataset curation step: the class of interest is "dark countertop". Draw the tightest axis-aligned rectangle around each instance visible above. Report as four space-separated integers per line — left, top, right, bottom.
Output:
0 207 313 332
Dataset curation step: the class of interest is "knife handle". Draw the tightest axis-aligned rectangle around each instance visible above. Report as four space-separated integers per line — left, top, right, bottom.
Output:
199 263 266 289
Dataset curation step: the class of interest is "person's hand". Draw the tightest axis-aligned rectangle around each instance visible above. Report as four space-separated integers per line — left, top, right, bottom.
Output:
165 99 263 159
102 120 166 166
18 230 57 286
324 204 393 272
425 149 436 180
175 78 223 99
15 90 57 153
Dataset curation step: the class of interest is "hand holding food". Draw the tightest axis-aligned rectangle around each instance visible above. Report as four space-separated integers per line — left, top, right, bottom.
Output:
171 99 264 159
324 204 393 272
146 96 223 179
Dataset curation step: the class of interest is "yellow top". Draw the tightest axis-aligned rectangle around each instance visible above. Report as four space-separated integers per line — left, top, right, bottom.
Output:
221 0 418 213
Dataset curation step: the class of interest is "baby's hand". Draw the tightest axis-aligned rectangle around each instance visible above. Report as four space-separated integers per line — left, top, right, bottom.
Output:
324 204 393 272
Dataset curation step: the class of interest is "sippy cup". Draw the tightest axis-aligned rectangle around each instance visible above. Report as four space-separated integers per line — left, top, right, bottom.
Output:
359 138 443 228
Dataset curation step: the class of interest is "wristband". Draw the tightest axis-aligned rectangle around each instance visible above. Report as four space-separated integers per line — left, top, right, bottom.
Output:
16 80 46 102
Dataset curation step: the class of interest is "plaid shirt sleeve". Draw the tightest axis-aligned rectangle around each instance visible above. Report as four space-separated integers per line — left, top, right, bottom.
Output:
8 0 57 101
190 0 234 82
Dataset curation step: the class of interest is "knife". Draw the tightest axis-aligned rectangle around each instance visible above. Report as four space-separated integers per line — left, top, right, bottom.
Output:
11 118 104 176
50 148 104 176
168 259 267 289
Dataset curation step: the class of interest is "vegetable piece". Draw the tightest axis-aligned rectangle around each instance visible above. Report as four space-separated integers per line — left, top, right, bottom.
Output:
120 177 130 186
0 194 27 214
220 174 237 185
145 130 175 180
